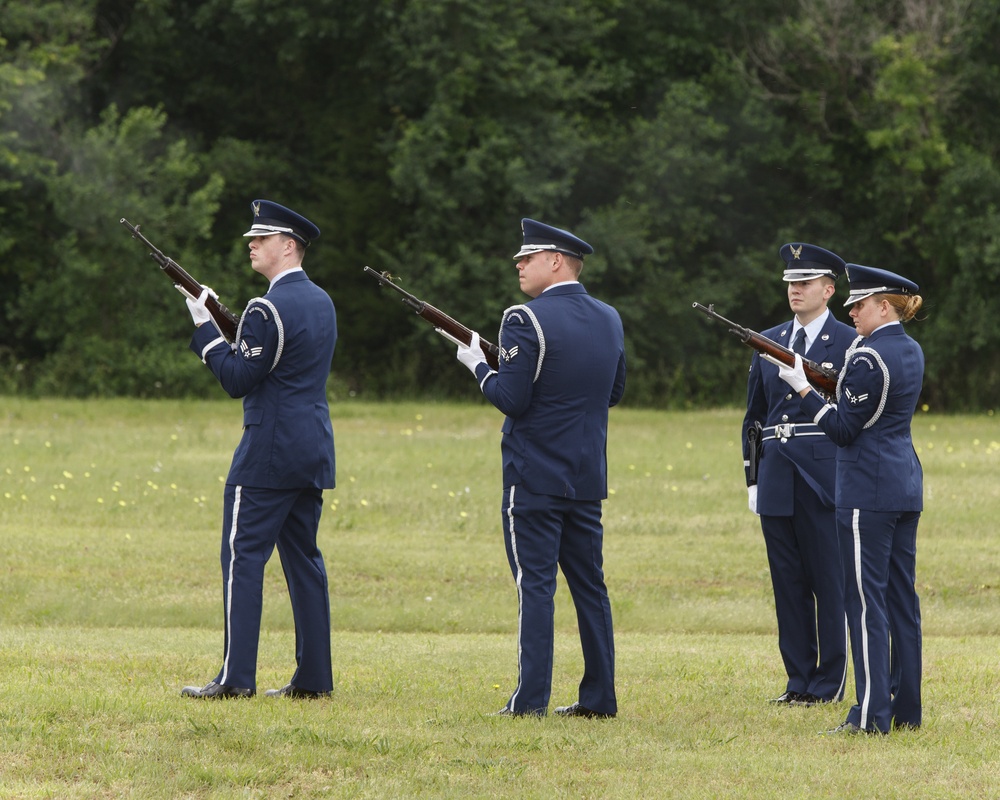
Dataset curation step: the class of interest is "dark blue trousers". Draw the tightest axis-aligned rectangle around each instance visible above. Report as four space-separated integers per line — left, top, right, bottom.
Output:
839 507 922 732
500 485 616 716
759 470 848 700
215 484 333 692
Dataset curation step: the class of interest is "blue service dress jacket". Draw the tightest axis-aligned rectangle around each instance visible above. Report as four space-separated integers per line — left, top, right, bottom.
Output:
470 283 627 499
742 313 857 511
800 323 924 511
190 270 337 490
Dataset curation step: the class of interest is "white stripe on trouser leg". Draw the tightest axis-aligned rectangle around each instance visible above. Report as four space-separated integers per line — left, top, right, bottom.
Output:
506 486 524 709
851 507 873 728
220 485 242 685
838 613 849 700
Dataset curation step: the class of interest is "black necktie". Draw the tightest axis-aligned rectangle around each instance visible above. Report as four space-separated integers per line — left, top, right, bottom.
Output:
792 328 806 355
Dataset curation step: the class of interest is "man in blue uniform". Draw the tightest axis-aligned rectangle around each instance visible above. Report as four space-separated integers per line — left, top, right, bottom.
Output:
180 200 337 700
742 243 856 706
455 218 626 718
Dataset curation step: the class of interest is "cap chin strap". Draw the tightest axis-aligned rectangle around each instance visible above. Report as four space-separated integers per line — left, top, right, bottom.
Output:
847 285 904 299
844 285 912 306
246 225 295 235
783 269 837 281
514 243 584 260
245 225 310 247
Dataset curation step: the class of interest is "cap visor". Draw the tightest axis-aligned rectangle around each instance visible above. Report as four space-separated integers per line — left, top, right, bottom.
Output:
844 291 876 306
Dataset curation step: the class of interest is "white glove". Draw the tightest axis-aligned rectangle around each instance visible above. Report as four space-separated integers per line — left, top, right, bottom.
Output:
175 283 218 303
181 285 217 327
747 485 758 515
457 331 487 375
774 353 811 394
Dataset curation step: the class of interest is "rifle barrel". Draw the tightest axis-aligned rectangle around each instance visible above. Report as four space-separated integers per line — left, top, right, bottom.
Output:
692 300 839 395
121 217 239 341
365 265 500 370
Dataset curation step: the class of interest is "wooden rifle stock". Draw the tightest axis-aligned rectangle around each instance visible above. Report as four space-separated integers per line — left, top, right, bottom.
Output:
120 218 239 342
692 302 839 395
364 266 500 370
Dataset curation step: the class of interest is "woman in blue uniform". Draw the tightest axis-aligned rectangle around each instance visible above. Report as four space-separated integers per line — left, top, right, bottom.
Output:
771 263 924 735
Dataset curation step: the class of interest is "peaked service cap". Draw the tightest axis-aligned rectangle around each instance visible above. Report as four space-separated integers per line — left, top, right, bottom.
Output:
843 263 920 306
243 199 320 246
779 242 846 282
513 218 593 260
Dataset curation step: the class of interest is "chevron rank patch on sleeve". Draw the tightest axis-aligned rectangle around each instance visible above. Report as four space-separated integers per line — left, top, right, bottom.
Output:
844 386 869 405
239 339 264 359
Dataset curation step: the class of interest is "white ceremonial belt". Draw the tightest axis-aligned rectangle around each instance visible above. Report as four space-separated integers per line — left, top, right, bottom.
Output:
762 423 825 442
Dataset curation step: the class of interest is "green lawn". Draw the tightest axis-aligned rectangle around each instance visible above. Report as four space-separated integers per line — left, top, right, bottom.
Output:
1 398 998 798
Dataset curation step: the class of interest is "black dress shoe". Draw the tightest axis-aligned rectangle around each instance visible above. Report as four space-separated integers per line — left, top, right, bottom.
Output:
820 721 887 736
791 692 831 706
492 707 544 717
553 702 616 719
181 680 254 699
264 683 330 699
769 691 804 704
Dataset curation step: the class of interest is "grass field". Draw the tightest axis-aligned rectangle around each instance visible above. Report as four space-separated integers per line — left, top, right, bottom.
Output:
1 397 999 798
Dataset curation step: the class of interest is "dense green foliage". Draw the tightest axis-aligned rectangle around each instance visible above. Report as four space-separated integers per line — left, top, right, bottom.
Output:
1 0 998 408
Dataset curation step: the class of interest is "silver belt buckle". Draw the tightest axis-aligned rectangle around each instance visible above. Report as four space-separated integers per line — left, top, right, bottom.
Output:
775 423 793 441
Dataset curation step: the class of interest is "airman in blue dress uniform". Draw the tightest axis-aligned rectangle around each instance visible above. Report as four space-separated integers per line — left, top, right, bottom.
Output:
181 200 337 700
455 219 626 717
773 263 924 734
743 243 856 706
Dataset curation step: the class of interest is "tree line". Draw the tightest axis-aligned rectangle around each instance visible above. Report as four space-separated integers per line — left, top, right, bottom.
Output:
1 0 997 409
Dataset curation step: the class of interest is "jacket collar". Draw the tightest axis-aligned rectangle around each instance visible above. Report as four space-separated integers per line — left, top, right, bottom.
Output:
865 321 904 342
268 267 307 290
539 281 587 297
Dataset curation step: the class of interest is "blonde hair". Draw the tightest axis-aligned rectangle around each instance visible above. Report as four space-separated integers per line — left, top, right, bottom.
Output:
878 293 923 323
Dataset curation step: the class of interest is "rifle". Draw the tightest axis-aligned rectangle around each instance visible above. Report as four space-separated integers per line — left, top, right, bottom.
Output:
364 266 500 370
120 218 239 342
692 302 839 395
